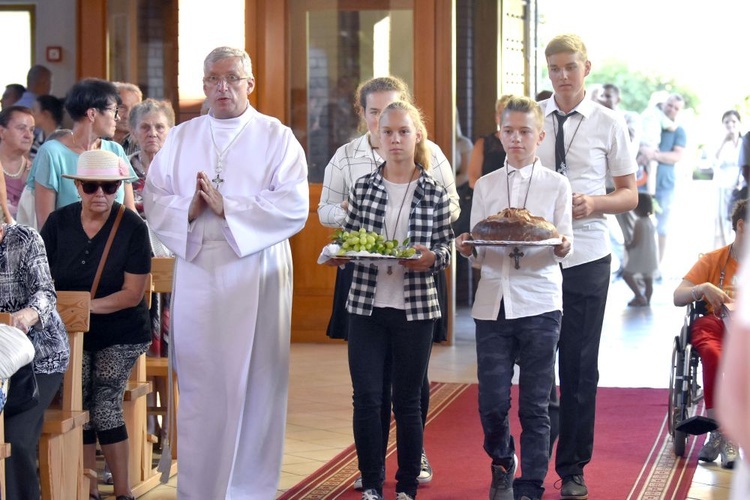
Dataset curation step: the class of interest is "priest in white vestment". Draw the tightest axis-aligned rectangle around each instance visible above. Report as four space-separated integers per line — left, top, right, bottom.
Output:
143 46 309 500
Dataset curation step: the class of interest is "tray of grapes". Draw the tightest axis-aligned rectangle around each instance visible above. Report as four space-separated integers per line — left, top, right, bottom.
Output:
318 243 421 264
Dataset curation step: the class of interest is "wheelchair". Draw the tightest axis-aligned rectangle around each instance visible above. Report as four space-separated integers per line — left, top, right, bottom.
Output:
668 301 714 457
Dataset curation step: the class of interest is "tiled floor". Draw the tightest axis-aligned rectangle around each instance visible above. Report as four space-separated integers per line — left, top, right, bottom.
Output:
135 174 735 499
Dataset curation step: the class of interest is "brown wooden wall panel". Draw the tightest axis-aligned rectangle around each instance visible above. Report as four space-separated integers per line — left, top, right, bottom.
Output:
289 183 338 343
77 0 107 78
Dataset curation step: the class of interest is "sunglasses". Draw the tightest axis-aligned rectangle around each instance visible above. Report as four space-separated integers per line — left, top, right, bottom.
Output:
80 181 121 195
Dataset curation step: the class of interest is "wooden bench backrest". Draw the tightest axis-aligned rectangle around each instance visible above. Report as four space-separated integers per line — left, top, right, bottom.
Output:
151 257 175 294
0 293 91 335
55 291 91 412
56 292 91 334
144 273 153 309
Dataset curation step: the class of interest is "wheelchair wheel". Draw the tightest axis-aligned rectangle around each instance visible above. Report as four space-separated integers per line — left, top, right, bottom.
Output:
669 336 688 457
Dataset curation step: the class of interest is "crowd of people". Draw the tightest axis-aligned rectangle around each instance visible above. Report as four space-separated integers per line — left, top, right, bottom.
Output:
1 64 175 500
0 30 748 500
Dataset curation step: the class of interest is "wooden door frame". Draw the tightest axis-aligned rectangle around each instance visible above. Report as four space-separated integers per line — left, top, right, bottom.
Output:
77 0 107 78
248 0 456 343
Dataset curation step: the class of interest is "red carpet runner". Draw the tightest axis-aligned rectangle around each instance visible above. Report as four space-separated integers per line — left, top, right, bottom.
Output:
280 383 700 499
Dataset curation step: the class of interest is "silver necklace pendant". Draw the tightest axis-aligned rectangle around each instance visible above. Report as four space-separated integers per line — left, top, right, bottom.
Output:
213 157 224 189
387 265 393 275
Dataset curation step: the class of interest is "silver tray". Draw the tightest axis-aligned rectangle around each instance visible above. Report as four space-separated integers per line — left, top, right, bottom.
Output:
465 238 562 247
334 252 422 261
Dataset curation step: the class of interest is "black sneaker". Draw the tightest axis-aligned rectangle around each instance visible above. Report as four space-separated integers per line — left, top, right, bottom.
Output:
418 450 433 484
489 456 516 500
361 489 383 500
561 475 588 500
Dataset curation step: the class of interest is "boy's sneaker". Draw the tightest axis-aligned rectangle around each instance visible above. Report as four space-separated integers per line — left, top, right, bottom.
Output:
362 489 383 500
560 474 588 500
418 450 433 484
720 437 738 469
395 493 415 500
699 431 723 462
489 455 516 500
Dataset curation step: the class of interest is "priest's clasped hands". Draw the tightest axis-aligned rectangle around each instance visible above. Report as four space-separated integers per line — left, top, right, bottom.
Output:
188 171 225 223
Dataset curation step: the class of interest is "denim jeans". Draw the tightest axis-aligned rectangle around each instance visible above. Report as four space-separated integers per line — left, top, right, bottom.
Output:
349 308 434 497
476 303 561 498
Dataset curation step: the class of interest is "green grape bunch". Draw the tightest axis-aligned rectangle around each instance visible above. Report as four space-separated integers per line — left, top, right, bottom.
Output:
330 228 418 258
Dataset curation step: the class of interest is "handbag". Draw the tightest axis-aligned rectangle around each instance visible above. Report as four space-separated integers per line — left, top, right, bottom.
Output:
5 362 39 417
0 324 36 379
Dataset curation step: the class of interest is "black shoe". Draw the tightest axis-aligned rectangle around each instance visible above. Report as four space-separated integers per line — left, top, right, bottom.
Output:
561 475 588 500
490 455 516 500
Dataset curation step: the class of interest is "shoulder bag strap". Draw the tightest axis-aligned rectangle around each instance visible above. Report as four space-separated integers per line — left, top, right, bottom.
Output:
90 204 126 299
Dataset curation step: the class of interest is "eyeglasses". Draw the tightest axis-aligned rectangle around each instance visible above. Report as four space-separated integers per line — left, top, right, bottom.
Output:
203 75 249 88
100 106 120 119
80 181 121 195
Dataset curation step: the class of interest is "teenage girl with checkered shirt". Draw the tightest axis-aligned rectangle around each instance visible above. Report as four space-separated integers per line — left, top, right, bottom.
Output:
326 100 453 500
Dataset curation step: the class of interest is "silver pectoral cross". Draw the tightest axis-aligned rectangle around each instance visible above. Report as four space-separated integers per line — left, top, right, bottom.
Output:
212 173 224 190
509 246 525 269
212 157 225 189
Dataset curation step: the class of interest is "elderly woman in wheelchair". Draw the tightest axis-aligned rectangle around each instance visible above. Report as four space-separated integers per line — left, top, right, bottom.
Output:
672 198 747 468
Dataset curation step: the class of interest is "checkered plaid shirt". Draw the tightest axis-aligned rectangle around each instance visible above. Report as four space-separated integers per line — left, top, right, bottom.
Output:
343 165 454 320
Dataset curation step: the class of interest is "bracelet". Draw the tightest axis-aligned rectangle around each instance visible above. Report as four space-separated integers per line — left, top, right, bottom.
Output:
691 286 704 302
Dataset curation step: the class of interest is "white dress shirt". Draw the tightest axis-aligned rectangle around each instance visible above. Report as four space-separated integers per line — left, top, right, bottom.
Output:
470 161 573 320
537 97 637 268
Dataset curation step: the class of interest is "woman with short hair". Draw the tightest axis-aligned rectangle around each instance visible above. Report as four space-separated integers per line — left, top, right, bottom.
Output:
25 78 136 229
0 105 35 220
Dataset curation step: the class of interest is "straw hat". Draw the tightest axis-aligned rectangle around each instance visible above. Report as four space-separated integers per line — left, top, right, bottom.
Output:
62 149 136 181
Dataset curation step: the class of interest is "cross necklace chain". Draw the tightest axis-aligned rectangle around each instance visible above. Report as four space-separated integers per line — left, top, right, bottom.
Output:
209 117 252 189
504 159 537 269
383 167 417 275
553 112 583 176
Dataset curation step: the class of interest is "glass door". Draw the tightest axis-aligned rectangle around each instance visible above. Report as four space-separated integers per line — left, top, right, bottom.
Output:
289 0 414 183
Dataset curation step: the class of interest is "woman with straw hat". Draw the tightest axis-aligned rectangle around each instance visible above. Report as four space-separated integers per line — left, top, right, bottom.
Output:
40 149 151 500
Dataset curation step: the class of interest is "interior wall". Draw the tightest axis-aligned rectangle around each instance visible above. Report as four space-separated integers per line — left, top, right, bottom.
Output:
0 0 77 98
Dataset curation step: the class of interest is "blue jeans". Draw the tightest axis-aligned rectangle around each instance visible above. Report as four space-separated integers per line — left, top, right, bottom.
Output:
349 308 434 497
476 304 561 498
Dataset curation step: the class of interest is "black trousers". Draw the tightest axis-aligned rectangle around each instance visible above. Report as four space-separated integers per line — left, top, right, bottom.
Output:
348 309 434 496
5 371 64 500
554 255 611 479
327 264 437 455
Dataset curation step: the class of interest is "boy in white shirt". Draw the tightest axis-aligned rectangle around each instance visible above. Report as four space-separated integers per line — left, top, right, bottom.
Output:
456 96 573 500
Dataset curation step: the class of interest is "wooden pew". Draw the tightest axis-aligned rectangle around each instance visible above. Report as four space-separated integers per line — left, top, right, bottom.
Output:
1 300 91 500
146 257 178 465
42 291 91 500
121 273 159 495
0 312 12 500
123 262 178 495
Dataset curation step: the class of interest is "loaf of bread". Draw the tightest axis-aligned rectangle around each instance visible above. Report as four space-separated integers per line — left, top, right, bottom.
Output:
471 208 558 242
